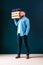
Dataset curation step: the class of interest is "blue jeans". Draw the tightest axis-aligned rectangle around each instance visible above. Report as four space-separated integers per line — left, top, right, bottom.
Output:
17 34 29 55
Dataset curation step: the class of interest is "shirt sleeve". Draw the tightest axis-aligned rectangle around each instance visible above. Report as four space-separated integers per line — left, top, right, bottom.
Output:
14 19 18 26
25 18 30 35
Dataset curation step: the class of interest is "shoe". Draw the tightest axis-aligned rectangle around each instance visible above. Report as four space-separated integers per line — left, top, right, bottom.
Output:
16 55 20 58
26 55 29 59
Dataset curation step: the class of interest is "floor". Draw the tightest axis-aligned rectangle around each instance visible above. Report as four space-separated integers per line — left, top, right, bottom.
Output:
0 54 43 65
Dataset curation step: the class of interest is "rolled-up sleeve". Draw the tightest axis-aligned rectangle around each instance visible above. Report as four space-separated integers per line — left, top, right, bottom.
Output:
14 19 18 26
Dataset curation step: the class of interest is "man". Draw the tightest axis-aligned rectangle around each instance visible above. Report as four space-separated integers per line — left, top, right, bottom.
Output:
14 11 30 59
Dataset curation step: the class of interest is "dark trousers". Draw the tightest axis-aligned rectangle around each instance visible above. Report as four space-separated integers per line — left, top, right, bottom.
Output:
17 34 29 55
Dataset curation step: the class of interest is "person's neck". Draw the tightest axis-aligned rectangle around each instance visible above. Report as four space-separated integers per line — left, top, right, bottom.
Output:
20 16 25 19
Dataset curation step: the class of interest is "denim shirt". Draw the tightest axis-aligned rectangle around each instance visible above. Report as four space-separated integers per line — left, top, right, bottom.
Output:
14 16 30 36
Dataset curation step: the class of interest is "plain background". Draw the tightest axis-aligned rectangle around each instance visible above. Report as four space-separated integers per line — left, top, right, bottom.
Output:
0 0 43 54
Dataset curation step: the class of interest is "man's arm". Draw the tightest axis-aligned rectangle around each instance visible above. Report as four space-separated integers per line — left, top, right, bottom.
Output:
14 19 18 26
25 18 30 35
